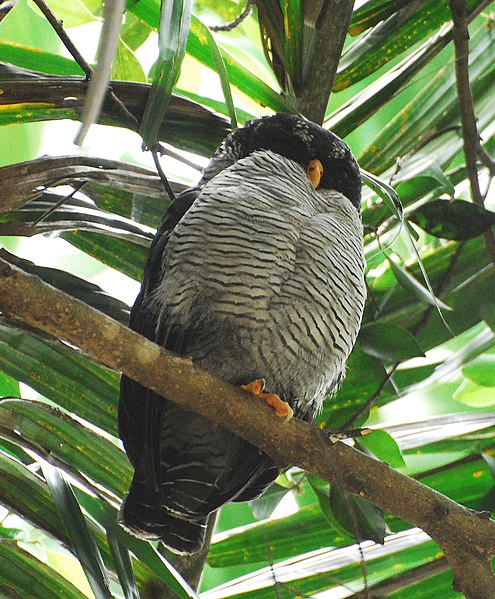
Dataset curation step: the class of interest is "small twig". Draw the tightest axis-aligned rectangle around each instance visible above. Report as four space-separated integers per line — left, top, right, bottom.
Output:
366 280 384 317
0 1 16 22
264 538 284 599
479 150 495 201
33 182 87 226
327 427 372 444
449 0 495 264
152 145 176 202
156 142 203 172
389 157 403 186
209 0 255 32
32 0 138 137
482 173 494 203
32 0 92 78
477 142 495 175
341 365 400 430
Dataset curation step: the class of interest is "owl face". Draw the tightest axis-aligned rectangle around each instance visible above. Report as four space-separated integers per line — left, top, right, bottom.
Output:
201 113 361 208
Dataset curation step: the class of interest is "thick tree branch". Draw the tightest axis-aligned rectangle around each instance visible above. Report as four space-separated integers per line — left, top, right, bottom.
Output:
298 0 355 123
450 0 495 264
0 258 494 598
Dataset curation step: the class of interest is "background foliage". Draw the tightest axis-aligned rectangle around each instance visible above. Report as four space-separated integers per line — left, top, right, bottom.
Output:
1 0 495 597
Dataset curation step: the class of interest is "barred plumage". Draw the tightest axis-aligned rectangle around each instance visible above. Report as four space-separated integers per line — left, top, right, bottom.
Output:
118 114 366 554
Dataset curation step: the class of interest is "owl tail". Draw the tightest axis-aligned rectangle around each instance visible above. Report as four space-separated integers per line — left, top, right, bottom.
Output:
118 475 207 555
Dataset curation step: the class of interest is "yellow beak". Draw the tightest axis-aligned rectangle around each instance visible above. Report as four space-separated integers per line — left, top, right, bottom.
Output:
306 159 324 189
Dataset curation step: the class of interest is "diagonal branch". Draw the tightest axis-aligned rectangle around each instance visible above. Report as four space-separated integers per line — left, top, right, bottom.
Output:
0 257 494 598
449 0 495 264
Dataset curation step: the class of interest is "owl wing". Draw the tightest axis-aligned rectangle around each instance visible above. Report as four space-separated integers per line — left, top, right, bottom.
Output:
118 188 199 490
118 186 280 552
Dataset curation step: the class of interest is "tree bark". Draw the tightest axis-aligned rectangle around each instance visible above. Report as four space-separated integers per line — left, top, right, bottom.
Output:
298 0 355 124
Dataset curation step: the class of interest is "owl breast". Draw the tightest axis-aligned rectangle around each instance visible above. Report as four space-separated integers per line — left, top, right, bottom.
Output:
150 150 366 420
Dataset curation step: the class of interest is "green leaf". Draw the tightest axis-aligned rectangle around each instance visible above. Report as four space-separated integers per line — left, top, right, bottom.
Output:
128 1 295 114
0 526 23 540
120 12 152 51
82 181 174 229
0 398 132 498
0 539 88 599
62 230 148 281
0 323 120 436
0 0 69 54
107 532 140 599
350 0 412 35
282 0 303 90
43 464 113 599
359 322 425 361
462 355 495 387
176 87 255 124
306 474 352 540
111 39 147 83
481 304 495 332
336 0 488 91
140 0 192 148
188 13 294 114
361 169 403 223
0 449 180 591
0 448 71 542
395 155 456 198
0 370 20 396
329 486 386 544
75 492 199 599
327 23 452 137
190 17 237 129
453 379 495 408
358 429 406 468
390 260 451 311
36 0 99 27
409 199 495 241
0 41 84 76
359 21 495 172
248 484 291 520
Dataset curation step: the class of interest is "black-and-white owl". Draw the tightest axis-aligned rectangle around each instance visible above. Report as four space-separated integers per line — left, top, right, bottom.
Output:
118 113 366 554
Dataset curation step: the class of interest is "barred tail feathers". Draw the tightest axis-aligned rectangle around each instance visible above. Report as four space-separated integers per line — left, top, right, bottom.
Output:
118 475 207 555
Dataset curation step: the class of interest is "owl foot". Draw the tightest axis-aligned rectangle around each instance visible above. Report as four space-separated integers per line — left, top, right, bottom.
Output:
241 378 293 421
